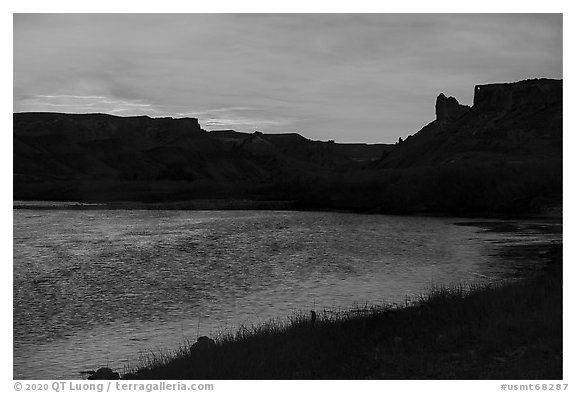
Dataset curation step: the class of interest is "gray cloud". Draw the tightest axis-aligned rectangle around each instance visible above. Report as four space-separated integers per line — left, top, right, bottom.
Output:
13 14 562 143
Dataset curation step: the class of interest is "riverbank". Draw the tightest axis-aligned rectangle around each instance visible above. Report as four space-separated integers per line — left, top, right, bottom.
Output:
13 200 562 223
122 243 562 380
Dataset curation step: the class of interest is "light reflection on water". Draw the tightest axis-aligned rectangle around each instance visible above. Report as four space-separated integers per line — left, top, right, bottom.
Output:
13 210 560 379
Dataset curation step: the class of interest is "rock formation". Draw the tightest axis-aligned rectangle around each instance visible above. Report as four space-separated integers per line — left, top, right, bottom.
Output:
190 336 216 352
12 78 561 216
473 78 562 111
435 93 470 122
13 112 203 142
380 78 562 169
88 367 120 380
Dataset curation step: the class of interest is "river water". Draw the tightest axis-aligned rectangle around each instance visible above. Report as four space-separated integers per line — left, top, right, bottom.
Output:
13 209 561 379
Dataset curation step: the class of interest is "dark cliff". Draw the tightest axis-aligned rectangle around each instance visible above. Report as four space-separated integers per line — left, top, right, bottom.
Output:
13 112 250 182
14 112 391 203
13 78 562 216
14 112 203 141
364 78 562 215
378 78 562 169
473 78 562 111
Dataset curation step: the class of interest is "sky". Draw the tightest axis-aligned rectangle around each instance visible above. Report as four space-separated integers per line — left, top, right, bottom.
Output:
13 14 562 143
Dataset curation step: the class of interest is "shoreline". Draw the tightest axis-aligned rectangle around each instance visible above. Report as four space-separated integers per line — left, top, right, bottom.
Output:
119 246 561 379
13 199 563 222
116 239 562 380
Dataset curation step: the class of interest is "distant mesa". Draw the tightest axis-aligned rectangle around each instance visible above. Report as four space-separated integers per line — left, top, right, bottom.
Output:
473 78 562 110
13 112 203 140
12 78 562 216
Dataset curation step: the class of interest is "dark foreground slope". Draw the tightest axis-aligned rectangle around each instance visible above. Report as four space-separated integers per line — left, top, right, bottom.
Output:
124 244 562 380
13 78 562 216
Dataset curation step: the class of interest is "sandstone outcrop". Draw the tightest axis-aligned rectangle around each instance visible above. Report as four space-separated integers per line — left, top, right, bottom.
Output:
435 93 470 122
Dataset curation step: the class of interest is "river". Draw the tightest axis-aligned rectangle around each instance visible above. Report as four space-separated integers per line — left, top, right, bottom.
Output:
13 208 561 379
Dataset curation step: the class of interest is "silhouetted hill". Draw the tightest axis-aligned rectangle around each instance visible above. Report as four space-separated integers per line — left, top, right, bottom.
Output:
378 79 562 168
13 112 391 203
360 78 562 215
14 113 278 185
13 78 562 216
211 129 392 169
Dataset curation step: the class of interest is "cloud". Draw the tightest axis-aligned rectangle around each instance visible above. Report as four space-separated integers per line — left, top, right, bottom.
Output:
177 106 262 117
13 14 562 143
17 94 158 115
201 115 291 132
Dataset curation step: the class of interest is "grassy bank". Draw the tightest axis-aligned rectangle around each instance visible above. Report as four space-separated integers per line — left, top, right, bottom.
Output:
123 245 562 380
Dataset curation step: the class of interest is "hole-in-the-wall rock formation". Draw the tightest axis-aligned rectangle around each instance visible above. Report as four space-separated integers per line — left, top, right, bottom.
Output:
435 93 470 122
